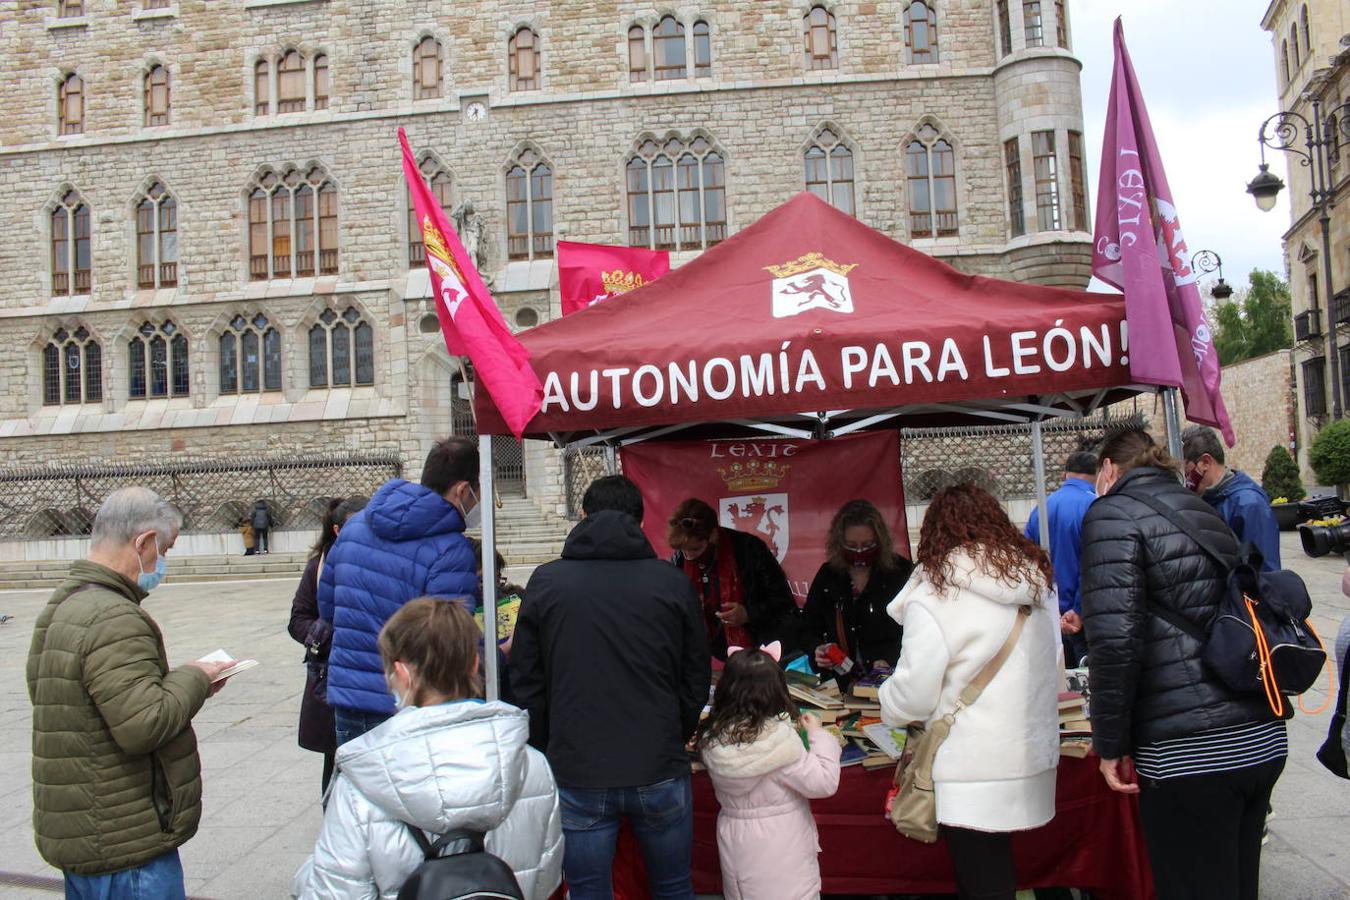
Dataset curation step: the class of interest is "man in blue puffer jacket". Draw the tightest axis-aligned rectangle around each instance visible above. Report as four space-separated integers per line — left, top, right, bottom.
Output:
320 437 481 744
1181 425 1281 571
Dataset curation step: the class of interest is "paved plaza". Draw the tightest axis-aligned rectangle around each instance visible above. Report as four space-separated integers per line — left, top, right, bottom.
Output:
1 536 1350 898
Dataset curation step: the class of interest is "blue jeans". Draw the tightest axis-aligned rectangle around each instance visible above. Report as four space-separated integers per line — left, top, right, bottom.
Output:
559 775 694 900
64 849 185 900
333 707 390 746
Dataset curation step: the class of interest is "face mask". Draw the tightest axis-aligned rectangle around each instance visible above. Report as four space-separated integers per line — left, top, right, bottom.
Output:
1185 467 1204 493
386 670 410 710
842 543 880 568
462 485 482 530
137 545 167 593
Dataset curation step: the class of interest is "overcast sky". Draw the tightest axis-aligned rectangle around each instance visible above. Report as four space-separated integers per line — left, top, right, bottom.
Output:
1074 0 1291 294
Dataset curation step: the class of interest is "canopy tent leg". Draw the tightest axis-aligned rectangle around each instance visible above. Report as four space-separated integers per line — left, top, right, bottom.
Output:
604 445 617 476
479 433 499 702
1161 387 1184 458
1031 420 1051 561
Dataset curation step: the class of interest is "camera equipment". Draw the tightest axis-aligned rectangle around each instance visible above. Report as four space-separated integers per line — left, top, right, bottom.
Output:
1298 496 1350 558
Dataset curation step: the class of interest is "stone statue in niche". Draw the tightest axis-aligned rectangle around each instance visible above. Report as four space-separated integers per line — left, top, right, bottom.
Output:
451 200 490 284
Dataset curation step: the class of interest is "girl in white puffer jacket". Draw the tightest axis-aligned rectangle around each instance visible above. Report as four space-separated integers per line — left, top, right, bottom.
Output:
292 598 563 900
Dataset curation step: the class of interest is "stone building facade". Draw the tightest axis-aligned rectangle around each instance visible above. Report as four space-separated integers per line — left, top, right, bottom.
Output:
1261 0 1350 472
0 0 1091 535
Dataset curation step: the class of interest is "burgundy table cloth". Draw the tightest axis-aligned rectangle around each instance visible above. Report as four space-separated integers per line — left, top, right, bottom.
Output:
611 755 1154 900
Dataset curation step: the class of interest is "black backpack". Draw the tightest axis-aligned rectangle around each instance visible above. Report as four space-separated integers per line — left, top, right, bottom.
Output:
397 826 524 900
1133 492 1327 716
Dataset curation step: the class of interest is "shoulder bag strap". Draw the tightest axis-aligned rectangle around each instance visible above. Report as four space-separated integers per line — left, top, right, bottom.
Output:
403 822 435 858
955 604 1032 710
1124 491 1226 644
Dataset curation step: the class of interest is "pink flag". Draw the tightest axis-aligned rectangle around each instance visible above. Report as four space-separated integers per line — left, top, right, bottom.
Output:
557 241 670 316
399 128 542 439
1092 18 1234 446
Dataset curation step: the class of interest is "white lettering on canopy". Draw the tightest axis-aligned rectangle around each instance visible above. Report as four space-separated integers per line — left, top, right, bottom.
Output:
534 321 1126 414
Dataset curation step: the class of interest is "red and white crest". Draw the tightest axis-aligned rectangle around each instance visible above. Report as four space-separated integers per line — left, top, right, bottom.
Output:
719 493 790 563
764 252 858 319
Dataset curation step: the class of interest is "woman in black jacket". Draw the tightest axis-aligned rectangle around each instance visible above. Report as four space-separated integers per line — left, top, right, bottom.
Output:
668 497 799 660
800 499 912 687
1081 428 1284 900
287 494 367 795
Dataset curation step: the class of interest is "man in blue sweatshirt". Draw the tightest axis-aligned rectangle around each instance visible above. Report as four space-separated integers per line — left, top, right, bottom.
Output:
1182 426 1281 571
1025 451 1097 666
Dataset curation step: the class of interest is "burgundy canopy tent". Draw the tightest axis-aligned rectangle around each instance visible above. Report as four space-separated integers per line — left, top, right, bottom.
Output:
474 192 1146 443
468 192 1150 694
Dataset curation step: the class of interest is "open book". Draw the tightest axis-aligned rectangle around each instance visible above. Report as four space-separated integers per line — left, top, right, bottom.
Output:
198 648 260 683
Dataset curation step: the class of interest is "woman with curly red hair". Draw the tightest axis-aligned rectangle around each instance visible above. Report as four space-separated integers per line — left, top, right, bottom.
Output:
878 484 1060 900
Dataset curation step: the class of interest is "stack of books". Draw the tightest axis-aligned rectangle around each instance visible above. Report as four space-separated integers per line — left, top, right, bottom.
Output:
789 676 902 770
1058 690 1093 758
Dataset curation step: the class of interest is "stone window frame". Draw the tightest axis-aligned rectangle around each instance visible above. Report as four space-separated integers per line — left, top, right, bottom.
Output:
143 62 171 127
47 185 92 298
214 309 284 396
56 0 83 18
801 4 839 71
131 178 179 290
244 163 340 282
1022 0 1043 48
251 46 330 117
412 33 445 101
123 318 190 401
406 150 455 269
38 322 103 408
304 302 377 390
901 118 962 241
1003 135 1026 238
995 0 1013 58
801 122 858 217
625 13 715 83
1300 5 1310 57
508 25 543 92
1053 0 1069 50
1289 22 1301 72
503 142 554 261
1066 130 1088 232
1031 129 1063 232
57 71 84 136
623 130 729 252
903 1 939 66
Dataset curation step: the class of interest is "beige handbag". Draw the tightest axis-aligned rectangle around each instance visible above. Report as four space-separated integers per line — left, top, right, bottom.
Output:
886 605 1032 843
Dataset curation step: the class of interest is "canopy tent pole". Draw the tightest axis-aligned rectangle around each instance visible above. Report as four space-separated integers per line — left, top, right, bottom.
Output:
1031 420 1052 560
479 433 499 702
603 445 617 476
1161 387 1184 458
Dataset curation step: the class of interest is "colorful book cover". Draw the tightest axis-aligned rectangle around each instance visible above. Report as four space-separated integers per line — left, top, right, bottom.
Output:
861 722 908 760
474 592 523 645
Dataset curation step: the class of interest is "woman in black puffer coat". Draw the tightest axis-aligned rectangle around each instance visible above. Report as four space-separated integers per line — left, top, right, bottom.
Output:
1080 428 1284 900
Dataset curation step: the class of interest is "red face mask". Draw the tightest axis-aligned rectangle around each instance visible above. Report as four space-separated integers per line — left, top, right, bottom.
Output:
842 543 880 568
1185 467 1204 493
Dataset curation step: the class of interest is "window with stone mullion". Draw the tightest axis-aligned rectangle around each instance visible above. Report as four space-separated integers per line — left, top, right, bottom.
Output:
1032 130 1061 231
51 193 91 297
42 329 101 406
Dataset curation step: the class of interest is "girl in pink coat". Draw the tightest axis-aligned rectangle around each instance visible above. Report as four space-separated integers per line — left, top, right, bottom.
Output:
698 642 842 900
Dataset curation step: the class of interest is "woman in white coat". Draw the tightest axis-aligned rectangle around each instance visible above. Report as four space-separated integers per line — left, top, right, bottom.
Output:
879 484 1061 900
293 597 564 900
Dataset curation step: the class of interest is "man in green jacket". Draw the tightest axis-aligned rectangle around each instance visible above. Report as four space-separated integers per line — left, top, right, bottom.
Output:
27 487 233 898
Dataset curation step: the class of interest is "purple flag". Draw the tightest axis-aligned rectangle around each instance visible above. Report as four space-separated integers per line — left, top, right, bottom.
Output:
1092 18 1234 446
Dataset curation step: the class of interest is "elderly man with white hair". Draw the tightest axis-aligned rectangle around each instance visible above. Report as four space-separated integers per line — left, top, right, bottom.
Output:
27 486 233 899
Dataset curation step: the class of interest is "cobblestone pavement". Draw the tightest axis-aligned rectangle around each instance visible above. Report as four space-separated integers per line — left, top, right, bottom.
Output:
1 538 1349 898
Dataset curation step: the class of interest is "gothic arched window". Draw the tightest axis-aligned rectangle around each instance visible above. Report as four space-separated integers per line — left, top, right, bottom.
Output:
309 306 374 388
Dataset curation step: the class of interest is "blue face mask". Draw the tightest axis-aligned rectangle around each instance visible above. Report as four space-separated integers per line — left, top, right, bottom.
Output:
137 545 167 593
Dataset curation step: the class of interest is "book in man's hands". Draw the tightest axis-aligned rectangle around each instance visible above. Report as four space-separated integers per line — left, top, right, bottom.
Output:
198 648 259 683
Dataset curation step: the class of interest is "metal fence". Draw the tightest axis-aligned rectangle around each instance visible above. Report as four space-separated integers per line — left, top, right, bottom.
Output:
900 413 1147 502
0 454 402 539
563 447 615 519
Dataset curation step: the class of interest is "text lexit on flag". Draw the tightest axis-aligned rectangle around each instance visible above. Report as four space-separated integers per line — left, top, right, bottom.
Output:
1091 18 1234 445
398 128 542 438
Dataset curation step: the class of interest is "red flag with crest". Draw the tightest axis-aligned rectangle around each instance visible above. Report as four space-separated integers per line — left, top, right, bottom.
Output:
399 128 542 439
557 241 671 316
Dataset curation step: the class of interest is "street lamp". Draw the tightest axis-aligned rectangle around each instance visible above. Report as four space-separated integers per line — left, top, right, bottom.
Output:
1192 249 1233 301
1248 97 1348 419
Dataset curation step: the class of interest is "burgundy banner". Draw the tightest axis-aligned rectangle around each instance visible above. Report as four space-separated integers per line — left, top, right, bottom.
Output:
622 432 908 605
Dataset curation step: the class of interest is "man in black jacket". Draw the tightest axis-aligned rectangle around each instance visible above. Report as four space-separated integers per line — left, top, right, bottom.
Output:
510 475 710 900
